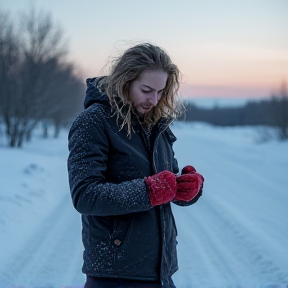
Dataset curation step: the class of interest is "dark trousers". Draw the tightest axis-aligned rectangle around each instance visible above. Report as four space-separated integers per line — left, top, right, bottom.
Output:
84 275 162 288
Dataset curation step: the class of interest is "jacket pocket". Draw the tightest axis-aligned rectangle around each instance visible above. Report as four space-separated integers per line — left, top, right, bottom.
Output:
112 214 132 244
88 215 115 243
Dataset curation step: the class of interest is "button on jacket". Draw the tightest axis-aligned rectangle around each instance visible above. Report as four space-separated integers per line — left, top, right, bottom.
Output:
68 77 192 287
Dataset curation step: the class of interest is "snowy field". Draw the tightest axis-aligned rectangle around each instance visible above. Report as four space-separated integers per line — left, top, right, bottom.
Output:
0 122 287 288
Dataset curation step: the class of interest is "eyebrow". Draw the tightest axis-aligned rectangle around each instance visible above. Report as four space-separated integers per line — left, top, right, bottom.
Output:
142 85 165 91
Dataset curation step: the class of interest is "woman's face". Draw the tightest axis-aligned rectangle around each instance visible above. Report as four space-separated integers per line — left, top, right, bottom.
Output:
129 69 168 116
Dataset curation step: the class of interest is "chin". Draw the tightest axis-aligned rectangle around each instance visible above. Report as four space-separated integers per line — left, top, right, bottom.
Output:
137 109 148 116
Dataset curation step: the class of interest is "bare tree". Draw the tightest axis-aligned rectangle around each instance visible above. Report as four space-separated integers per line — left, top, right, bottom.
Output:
39 60 84 138
49 65 84 138
15 10 67 146
0 9 71 147
0 12 21 144
270 82 288 140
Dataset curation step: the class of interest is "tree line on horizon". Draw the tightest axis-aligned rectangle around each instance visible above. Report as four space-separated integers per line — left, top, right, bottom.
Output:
181 83 288 141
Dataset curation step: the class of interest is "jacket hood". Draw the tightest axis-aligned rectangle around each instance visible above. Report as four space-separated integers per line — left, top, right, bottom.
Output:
84 77 110 109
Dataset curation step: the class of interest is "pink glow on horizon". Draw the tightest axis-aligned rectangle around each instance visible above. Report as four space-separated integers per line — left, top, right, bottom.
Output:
180 83 276 99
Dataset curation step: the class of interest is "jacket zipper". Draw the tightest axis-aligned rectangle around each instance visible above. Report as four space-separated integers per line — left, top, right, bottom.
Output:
152 120 173 287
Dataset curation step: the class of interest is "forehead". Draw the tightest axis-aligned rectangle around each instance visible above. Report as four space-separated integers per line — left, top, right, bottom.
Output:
136 69 168 89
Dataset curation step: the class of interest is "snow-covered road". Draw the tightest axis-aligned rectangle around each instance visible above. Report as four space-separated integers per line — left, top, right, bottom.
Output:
1 194 84 286
0 123 287 288
172 123 288 287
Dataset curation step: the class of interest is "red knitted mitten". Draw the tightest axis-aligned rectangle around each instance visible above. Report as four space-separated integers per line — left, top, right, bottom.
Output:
174 165 204 202
145 171 177 206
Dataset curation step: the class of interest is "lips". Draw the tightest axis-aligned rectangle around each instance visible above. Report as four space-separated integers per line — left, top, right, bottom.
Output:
135 104 153 116
141 105 152 110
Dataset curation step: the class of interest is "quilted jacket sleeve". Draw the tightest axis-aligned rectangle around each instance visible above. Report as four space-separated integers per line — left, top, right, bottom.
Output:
67 105 152 216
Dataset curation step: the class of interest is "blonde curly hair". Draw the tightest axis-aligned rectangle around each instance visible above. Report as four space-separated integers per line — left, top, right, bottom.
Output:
99 43 184 136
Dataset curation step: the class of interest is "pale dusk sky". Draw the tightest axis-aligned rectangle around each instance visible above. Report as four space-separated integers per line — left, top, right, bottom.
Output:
1 0 288 99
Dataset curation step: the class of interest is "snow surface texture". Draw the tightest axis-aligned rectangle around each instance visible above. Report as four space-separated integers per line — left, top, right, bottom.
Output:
0 123 287 288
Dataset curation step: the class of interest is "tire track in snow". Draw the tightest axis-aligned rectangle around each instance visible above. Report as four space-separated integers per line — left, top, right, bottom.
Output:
172 127 288 287
1 194 84 287
173 179 288 287
205 197 287 283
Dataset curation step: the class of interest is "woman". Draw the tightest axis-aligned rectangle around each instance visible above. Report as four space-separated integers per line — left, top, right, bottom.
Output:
68 43 204 288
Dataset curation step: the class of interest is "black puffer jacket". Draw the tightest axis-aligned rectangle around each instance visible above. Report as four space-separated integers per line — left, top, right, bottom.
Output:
68 78 181 287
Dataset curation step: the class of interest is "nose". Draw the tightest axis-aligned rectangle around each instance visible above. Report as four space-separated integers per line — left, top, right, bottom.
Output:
149 92 159 107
